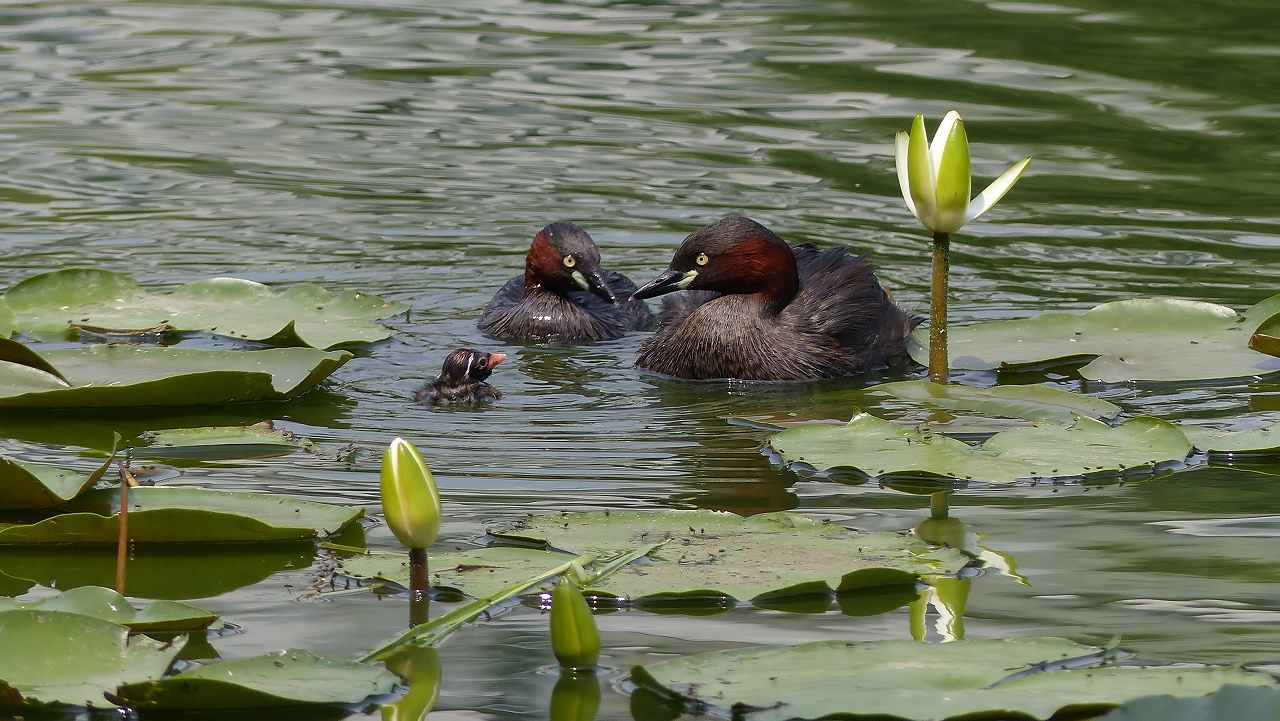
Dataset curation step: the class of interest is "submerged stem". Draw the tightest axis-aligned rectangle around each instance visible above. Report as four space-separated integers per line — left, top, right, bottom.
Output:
929 232 950 384
929 491 951 520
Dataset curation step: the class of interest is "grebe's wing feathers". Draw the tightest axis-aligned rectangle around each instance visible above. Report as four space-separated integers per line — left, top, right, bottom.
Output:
784 244 917 346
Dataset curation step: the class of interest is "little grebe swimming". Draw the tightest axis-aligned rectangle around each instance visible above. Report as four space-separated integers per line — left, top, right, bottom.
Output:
632 217 918 381
414 348 506 405
478 222 655 341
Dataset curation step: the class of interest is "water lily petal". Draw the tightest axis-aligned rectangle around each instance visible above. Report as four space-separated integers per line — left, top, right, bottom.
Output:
928 111 962 178
894 131 918 220
906 115 936 229
964 157 1032 224
933 115 971 234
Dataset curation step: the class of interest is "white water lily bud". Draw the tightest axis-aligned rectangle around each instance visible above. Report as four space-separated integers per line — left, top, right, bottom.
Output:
380 437 442 551
895 111 1031 234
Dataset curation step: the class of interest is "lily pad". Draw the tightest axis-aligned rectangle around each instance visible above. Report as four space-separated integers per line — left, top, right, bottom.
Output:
134 421 312 461
4 268 408 349
336 547 576 599
492 510 966 604
0 586 216 632
1180 422 1280 457
111 649 397 711
631 637 1275 721
0 487 362 545
869 381 1121 423
0 342 352 408
0 609 182 709
909 295 1280 382
0 543 314 600
1097 684 1280 721
0 450 116 511
0 298 14 338
768 412 1192 485
1250 314 1280 358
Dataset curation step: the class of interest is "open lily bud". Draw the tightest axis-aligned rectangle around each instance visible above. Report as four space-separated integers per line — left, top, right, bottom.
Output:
380 437 442 551
895 111 1030 235
550 577 601 671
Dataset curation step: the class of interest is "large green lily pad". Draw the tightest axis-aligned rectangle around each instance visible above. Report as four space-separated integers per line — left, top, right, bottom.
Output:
134 421 313 461
0 341 352 408
0 542 314 600
631 637 1275 721
0 451 115 511
0 487 362 545
0 298 14 338
336 546 577 599
0 586 216 632
111 649 397 710
0 609 182 709
868 381 1121 424
768 412 1192 485
1181 421 1280 456
1097 684 1280 721
492 511 966 603
909 295 1280 382
4 268 408 349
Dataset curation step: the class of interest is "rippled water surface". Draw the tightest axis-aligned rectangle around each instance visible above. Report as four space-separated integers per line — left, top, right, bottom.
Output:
2 1 1279 718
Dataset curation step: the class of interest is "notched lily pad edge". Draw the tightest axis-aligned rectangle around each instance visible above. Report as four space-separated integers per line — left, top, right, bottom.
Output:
759 444 1188 491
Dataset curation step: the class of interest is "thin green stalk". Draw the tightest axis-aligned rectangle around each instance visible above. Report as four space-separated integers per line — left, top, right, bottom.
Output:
930 231 950 384
358 553 595 663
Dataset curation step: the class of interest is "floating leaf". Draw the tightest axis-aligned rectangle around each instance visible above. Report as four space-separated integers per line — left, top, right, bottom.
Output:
0 342 352 408
909 295 1280 382
4 268 408 349
0 487 361 545
134 421 312 461
631 637 1275 721
492 510 966 604
869 381 1121 423
0 586 216 632
768 412 1192 485
0 543 314 600
0 609 182 709
111 649 397 711
0 299 14 338
0 450 115 511
1097 684 1280 721
1250 314 1280 358
336 547 576 599
1182 421 1280 457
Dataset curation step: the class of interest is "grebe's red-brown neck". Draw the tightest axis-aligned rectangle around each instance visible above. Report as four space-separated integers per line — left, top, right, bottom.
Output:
632 217 800 312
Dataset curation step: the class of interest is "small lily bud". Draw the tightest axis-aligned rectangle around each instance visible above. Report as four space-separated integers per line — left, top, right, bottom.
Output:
550 577 600 671
380 437 442 551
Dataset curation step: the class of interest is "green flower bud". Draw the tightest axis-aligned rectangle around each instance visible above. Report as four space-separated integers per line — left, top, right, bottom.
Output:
550 577 600 671
380 437 442 551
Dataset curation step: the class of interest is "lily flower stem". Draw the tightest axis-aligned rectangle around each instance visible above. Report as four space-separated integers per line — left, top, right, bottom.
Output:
409 547 429 627
930 491 951 520
929 231 950 385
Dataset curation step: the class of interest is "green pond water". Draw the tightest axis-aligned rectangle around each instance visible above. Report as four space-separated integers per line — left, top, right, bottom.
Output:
1 0 1279 718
